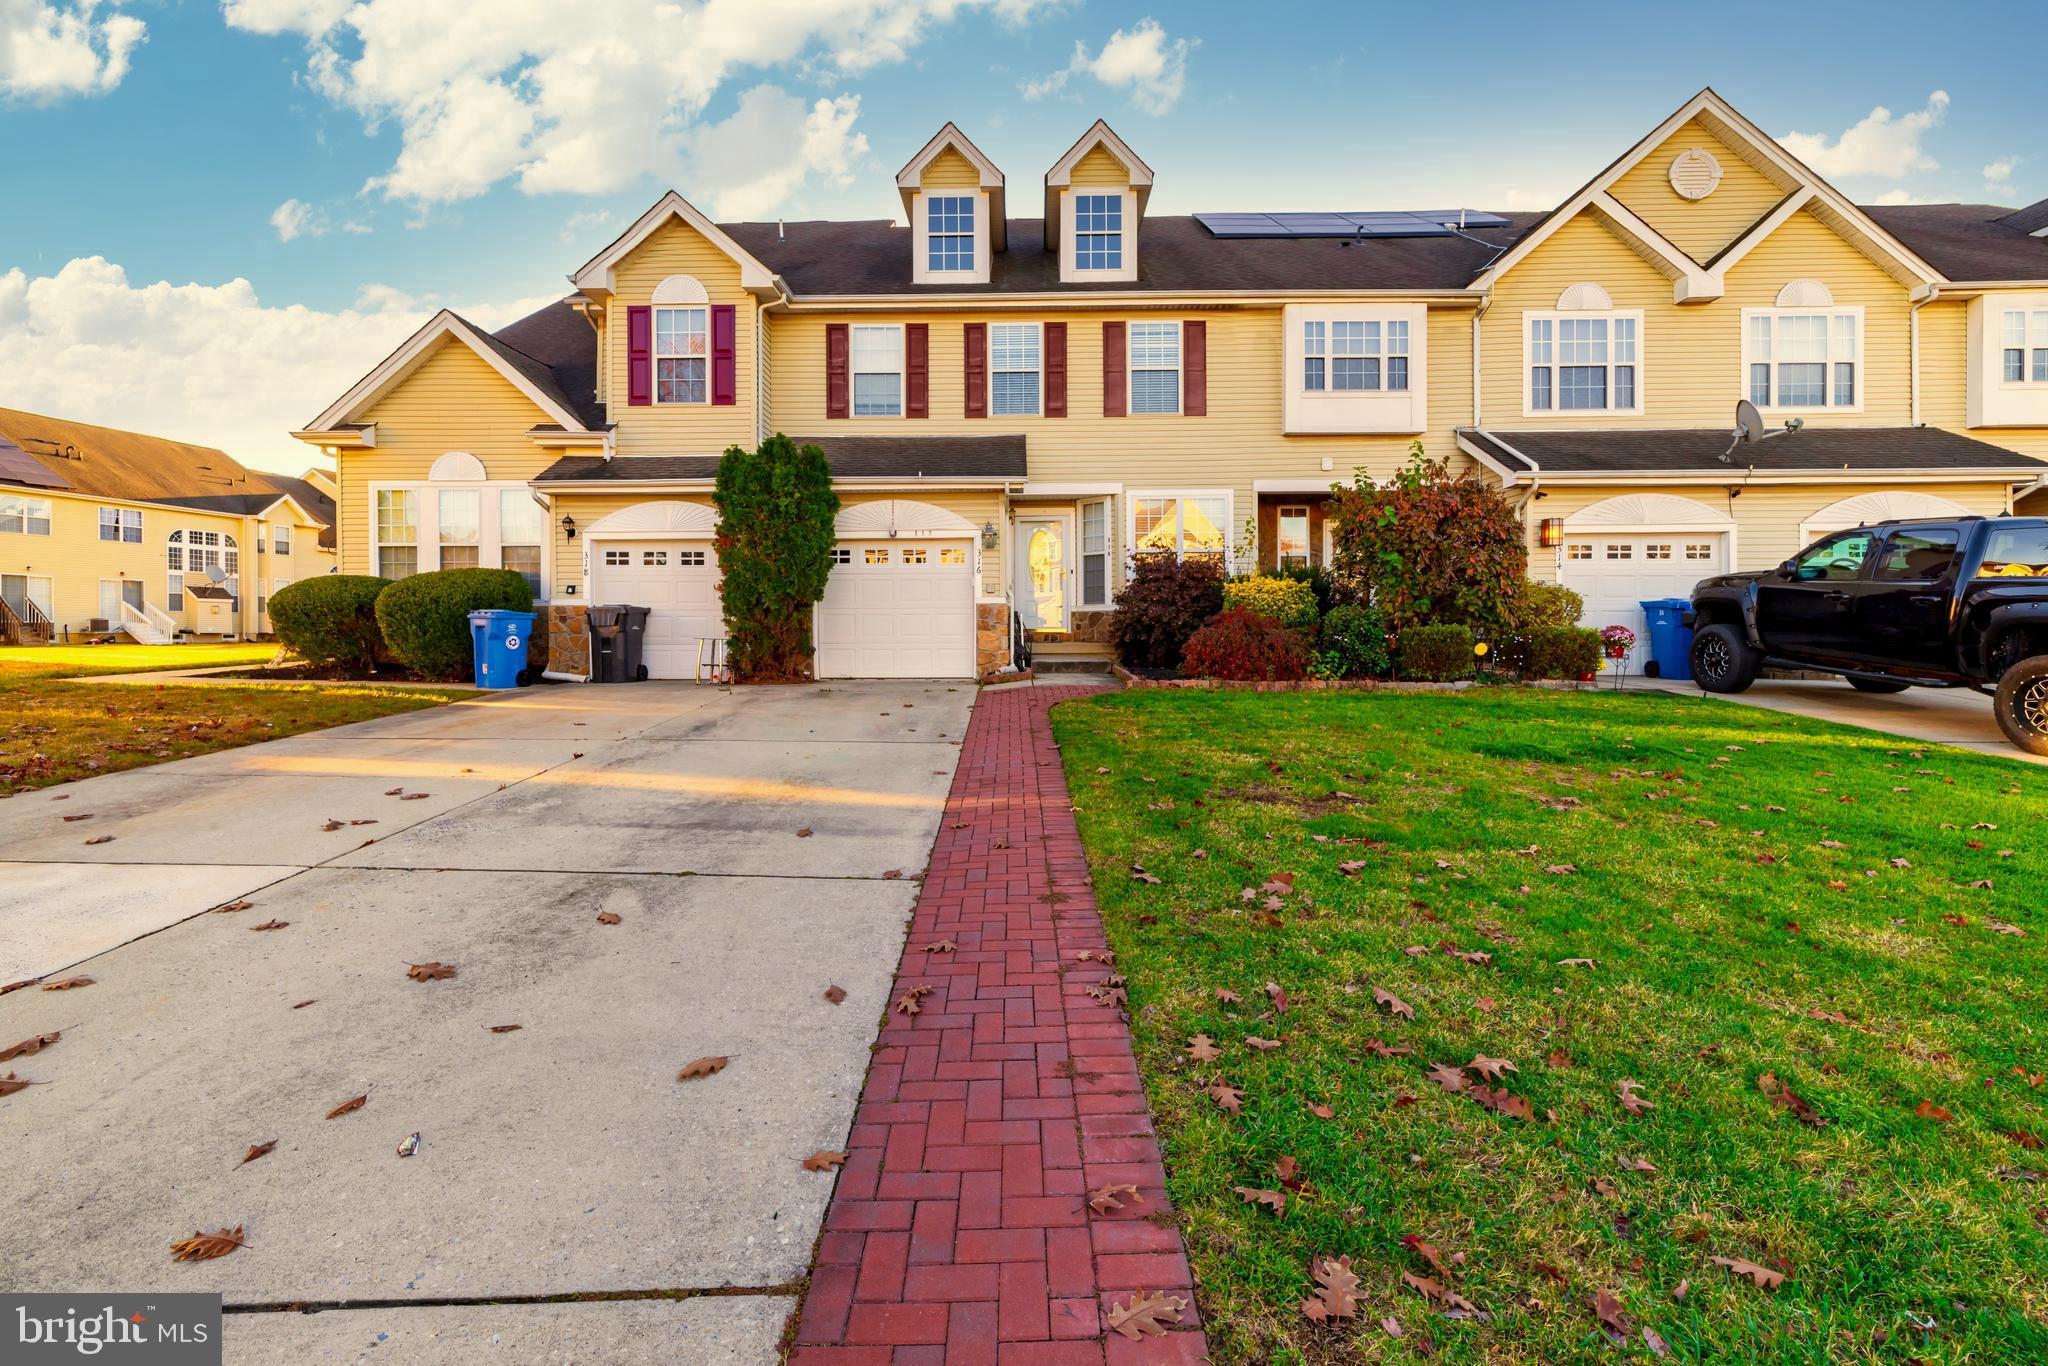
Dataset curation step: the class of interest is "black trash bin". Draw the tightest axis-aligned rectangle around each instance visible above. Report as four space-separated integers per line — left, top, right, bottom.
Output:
587 604 627 683
616 605 651 681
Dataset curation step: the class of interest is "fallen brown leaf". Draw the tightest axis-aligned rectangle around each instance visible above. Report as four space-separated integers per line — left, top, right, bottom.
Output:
596 911 622 925
922 939 957 953
1209 1081 1244 1115
1089 1183 1141 1215
801 1150 848 1172
1185 1034 1221 1063
41 976 94 991
1214 988 1241 1004
1592 1288 1630 1344
250 919 288 932
1709 1255 1785 1290
1233 1186 1286 1215
1914 1099 1954 1122
486 1024 522 1034
406 962 456 982
1245 1036 1282 1052
1373 986 1414 1020
171 1225 247 1262
326 1094 366 1119
1468 1054 1518 1082
1107 1289 1186 1340
0 1032 59 1062
242 1140 276 1164
823 985 847 1004
0 1072 46 1098
1304 1254 1360 1322
677 1056 728 1081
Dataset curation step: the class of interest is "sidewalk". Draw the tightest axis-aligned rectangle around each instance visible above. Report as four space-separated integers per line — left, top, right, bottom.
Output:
791 682 1208 1365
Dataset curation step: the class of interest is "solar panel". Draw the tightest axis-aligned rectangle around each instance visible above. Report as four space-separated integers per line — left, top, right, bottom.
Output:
1196 209 1512 239
0 437 69 490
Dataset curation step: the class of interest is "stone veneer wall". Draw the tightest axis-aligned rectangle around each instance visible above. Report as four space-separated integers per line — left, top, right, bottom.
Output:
548 604 590 678
1067 609 1114 644
976 602 1010 676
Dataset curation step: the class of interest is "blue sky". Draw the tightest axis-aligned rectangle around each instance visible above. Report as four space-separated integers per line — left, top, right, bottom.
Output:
2 0 2043 470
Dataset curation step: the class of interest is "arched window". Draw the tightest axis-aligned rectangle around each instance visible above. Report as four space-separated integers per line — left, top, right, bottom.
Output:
167 529 239 610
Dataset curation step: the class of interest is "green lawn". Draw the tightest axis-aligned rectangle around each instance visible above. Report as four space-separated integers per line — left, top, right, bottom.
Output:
0 643 466 794
1053 687 2048 1364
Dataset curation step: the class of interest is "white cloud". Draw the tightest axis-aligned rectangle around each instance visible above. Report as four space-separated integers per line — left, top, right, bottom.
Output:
270 197 317 241
224 0 1059 209
0 0 146 102
1022 17 1193 115
1985 156 2019 191
1502 188 1563 212
685 88 867 221
1780 90 1948 180
1871 189 1938 205
0 256 555 470
560 209 616 246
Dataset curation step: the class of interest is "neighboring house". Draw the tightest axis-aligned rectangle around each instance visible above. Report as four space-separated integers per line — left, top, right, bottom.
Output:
0 407 336 643
293 88 2048 678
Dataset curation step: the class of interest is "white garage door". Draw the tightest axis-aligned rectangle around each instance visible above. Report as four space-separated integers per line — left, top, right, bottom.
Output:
590 542 722 679
1559 533 1728 642
814 540 975 679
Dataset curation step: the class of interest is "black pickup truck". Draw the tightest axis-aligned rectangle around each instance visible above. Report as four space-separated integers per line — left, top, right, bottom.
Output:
1688 515 2048 754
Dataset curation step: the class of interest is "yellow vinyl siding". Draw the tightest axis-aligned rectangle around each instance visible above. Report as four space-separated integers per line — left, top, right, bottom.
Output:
603 220 758 454
336 341 559 577
1526 480 2018 586
1070 145 1129 186
1609 121 1791 264
920 148 980 190
1482 209 1916 430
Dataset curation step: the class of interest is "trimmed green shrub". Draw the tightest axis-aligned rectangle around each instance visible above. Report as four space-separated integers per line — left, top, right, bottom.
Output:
1311 603 1391 680
1512 581 1585 630
1327 442 1528 633
1181 608 1310 681
375 568 533 681
1223 575 1320 631
1110 554 1226 669
714 433 840 682
1399 623 1476 681
1526 625 1603 679
268 575 389 673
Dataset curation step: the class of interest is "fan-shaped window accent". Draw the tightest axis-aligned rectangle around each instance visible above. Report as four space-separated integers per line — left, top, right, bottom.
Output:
834 499 979 539
1775 279 1835 308
428 451 487 481
1564 493 1734 529
1800 491 1967 542
584 500 719 537
1556 283 1614 312
651 274 710 306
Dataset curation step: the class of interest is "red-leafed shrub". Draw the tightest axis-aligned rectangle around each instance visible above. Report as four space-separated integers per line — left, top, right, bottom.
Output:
1181 608 1310 681
1110 553 1227 669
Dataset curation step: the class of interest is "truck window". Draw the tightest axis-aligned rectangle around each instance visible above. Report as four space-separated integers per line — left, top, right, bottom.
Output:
1791 530 1874 582
1873 527 1961 581
1979 525 2048 579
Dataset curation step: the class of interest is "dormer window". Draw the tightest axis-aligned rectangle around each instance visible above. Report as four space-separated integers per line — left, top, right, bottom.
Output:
927 196 975 272
2004 309 2048 383
1074 194 1124 271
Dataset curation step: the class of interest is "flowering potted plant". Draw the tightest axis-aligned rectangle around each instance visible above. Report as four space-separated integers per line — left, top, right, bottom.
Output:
1599 624 1636 660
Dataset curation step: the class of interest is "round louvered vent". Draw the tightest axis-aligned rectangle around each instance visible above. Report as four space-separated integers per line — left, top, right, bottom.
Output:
1669 149 1722 201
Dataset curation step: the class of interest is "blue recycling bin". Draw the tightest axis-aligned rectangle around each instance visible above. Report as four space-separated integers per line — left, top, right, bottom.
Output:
468 609 536 689
1638 598 1696 681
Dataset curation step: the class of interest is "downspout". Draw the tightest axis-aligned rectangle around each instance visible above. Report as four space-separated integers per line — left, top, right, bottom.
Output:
1910 285 1938 427
1471 294 1492 429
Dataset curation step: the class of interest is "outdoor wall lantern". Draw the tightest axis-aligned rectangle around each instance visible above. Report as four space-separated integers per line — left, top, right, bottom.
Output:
981 520 999 550
561 515 577 540
1538 517 1564 548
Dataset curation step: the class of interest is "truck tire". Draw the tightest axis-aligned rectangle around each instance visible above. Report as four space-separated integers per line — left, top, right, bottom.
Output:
1691 623 1760 694
1993 655 2048 756
1847 677 1910 694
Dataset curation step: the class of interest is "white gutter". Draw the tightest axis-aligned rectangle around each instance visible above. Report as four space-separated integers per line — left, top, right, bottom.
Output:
773 288 1483 312
1909 284 1938 427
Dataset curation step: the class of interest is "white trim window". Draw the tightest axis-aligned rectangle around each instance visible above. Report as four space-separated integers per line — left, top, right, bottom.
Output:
1129 322 1182 414
1 493 52 536
1131 491 1228 563
1304 320 1409 392
1078 497 1111 607
851 324 905 417
2003 308 2048 384
436 489 482 569
274 523 291 555
990 323 1042 416
167 528 238 609
499 490 545 594
1277 504 1311 569
99 506 143 543
1527 311 1641 413
3 573 54 621
1745 308 1861 410
1074 193 1124 271
927 195 975 273
376 490 419 579
654 305 709 405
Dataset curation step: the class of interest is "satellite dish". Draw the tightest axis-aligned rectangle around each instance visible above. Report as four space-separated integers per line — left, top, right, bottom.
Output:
1720 400 1804 464
205 564 228 584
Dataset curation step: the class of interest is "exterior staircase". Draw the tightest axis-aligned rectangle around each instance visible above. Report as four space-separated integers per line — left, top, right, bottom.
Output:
1025 632 1115 676
118 599 179 646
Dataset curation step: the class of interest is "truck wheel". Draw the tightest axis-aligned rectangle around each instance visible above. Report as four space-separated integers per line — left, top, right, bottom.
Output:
1690 624 1759 694
1993 655 2048 756
1847 677 1910 695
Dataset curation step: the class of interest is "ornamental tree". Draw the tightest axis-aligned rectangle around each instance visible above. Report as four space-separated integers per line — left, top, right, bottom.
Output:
713 433 840 681
1326 441 1527 633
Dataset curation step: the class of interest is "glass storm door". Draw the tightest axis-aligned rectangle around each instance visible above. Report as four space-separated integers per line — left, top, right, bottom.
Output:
1015 517 1068 630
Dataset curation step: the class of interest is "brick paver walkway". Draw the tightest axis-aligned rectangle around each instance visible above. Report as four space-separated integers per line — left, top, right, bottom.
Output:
792 683 1209 1365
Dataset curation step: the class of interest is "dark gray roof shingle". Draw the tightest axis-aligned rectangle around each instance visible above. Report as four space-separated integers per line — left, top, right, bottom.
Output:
1462 426 2048 474
479 300 607 430
1862 204 2048 282
535 435 1026 483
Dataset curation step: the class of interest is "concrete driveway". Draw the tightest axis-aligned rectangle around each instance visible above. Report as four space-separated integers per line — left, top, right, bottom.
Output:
1632 675 2046 766
0 680 974 1362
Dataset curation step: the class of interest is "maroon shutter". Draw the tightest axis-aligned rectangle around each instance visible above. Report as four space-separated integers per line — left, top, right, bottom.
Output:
1044 322 1067 418
627 306 652 407
963 323 987 419
906 323 929 418
1102 321 1127 417
825 323 850 419
710 305 736 406
1182 320 1207 417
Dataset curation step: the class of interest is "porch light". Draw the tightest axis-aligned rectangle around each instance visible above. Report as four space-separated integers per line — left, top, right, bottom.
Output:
981 520 999 550
1538 517 1563 548
561 515 577 540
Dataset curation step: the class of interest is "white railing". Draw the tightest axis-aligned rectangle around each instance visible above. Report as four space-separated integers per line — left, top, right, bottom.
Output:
118 599 178 644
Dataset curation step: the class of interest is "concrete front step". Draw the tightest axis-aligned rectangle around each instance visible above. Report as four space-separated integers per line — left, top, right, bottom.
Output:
1033 655 1114 674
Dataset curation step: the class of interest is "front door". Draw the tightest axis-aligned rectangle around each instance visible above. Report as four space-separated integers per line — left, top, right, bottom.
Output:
1014 517 1068 631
